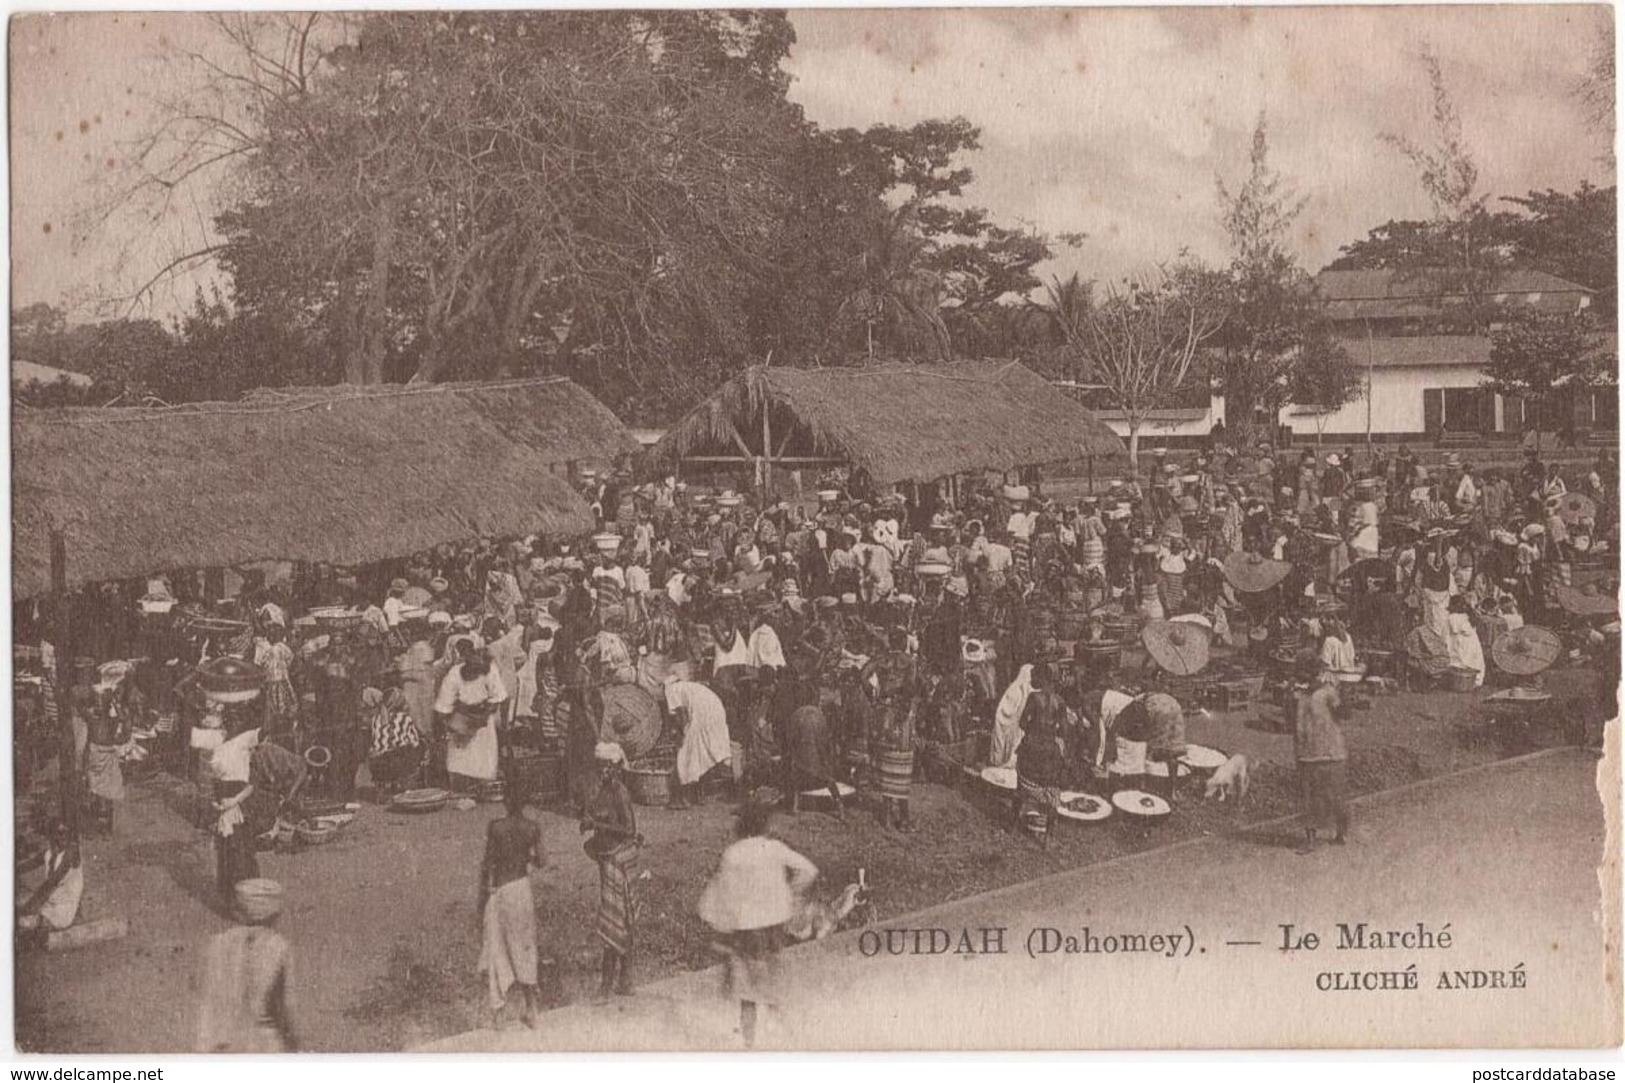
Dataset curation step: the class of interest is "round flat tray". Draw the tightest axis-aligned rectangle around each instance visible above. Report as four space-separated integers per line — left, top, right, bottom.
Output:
979 766 1018 791
799 782 856 799
1112 790 1172 818
1181 744 1229 771
1055 791 1113 823
391 788 450 813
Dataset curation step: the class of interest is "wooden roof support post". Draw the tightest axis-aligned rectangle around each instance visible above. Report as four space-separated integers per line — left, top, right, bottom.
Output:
760 404 773 503
50 529 80 835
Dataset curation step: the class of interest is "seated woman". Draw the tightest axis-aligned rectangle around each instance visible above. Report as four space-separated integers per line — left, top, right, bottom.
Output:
1317 617 1362 676
16 820 82 944
1445 595 1487 688
1015 689 1070 847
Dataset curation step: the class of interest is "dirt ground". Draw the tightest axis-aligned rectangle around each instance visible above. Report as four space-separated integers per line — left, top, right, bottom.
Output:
14 662 1608 1053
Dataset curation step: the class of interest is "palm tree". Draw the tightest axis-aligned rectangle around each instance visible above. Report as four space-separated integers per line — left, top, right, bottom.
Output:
1037 272 1096 379
834 203 952 360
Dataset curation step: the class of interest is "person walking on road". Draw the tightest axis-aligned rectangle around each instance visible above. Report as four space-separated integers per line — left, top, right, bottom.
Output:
697 801 819 1048
1295 671 1349 854
477 783 544 1028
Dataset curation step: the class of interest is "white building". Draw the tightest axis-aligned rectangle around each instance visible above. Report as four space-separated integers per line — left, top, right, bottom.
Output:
1280 268 1613 441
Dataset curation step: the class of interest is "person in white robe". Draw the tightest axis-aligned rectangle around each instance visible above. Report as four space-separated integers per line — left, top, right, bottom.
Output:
1445 599 1487 688
435 649 506 783
665 679 732 808
989 664 1035 768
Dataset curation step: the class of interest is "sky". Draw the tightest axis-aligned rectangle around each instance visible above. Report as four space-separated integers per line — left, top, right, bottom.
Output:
8 6 1616 321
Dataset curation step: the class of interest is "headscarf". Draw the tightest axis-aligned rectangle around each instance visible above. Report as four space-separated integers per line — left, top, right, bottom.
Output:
594 742 627 765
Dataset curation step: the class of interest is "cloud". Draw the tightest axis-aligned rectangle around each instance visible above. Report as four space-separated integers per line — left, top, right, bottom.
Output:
784 6 1614 284
10 8 1614 316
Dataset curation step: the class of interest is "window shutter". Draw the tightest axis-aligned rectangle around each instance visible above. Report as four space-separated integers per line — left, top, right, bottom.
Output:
1423 388 1444 436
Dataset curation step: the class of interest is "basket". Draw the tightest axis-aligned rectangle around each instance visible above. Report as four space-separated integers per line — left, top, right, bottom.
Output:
1076 640 1122 671
1445 666 1479 693
295 822 340 846
1218 676 1264 713
1055 611 1089 641
626 763 673 807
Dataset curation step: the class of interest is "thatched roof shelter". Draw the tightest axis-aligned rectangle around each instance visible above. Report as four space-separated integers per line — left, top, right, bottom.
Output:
13 377 638 598
643 360 1125 485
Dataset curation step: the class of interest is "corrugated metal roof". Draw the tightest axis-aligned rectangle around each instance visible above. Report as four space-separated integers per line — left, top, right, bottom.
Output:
1317 268 1592 321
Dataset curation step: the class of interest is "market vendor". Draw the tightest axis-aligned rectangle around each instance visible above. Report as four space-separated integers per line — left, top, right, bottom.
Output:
16 819 83 944
1014 664 1070 845
665 675 732 809
434 640 507 788
83 676 129 837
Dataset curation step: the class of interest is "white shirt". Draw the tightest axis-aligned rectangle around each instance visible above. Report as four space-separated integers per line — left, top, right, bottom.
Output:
1006 510 1037 540
383 596 406 627
625 564 651 595
666 572 691 607
434 666 508 714
1455 475 1480 509
871 517 901 556
748 623 786 670
983 542 1013 574
714 630 753 670
697 836 819 933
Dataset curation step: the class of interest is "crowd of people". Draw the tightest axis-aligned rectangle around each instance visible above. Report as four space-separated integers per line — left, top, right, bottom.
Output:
14 437 1620 1046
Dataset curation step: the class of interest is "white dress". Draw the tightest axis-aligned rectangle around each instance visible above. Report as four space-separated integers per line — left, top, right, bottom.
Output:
668 681 733 785
436 668 506 781
1446 612 1486 687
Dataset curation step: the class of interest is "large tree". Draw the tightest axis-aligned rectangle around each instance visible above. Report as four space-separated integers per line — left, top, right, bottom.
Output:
1484 312 1613 446
1058 266 1227 466
1326 183 1616 319
1214 115 1358 444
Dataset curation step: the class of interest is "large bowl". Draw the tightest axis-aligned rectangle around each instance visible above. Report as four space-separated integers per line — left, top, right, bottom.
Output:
391 788 450 814
1055 791 1113 823
1112 790 1172 819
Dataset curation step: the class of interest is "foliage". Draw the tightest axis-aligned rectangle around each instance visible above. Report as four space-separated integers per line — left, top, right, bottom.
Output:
80 13 1058 419
1214 115 1358 440
1057 265 1227 463
1326 183 1617 320
1484 312 1612 407
1286 327 1362 439
1376 48 1506 325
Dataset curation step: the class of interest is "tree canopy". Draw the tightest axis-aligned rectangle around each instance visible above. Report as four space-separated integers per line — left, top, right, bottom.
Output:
74 12 1065 421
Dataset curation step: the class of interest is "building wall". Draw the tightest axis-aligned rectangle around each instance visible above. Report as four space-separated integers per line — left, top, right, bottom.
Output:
1279 364 1490 438
1097 395 1226 442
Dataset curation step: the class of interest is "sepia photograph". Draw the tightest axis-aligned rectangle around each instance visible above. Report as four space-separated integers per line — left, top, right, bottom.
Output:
7 5 1620 1055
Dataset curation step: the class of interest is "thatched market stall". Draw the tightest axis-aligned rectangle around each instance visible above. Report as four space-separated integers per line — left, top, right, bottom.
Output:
642 360 1126 493
14 376 638 598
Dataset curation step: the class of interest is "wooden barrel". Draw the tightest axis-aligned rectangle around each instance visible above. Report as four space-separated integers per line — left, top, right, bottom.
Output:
1077 640 1122 673
1055 608 1089 642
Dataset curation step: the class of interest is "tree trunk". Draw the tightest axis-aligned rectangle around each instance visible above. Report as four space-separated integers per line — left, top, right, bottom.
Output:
355 197 396 385
1126 420 1141 472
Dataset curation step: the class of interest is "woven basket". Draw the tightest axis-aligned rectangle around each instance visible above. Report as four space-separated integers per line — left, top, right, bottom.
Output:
1445 666 1479 693
627 764 673 807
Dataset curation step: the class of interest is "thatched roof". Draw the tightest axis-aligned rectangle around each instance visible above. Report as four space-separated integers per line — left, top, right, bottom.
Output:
13 377 638 598
644 360 1126 485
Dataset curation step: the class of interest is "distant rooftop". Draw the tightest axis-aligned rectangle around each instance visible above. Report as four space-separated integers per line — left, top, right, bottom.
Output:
12 359 92 387
1316 268 1592 322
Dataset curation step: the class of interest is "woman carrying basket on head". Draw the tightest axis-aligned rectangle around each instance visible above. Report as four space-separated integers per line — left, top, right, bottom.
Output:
581 742 642 998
